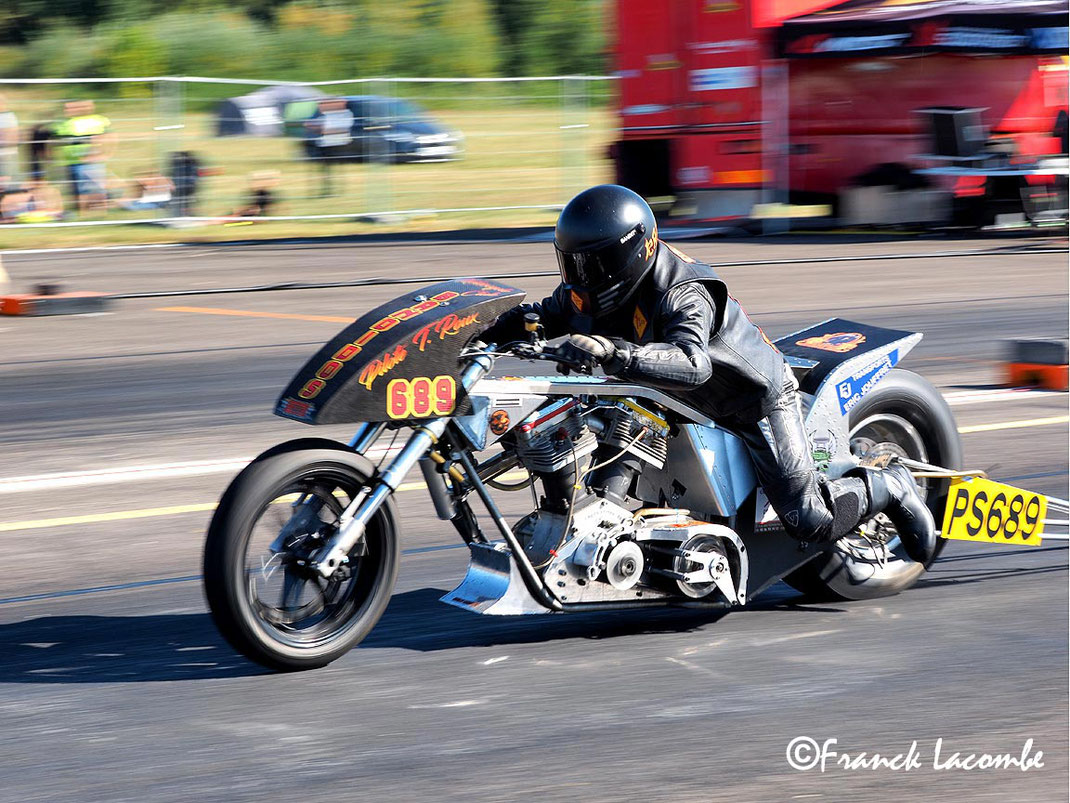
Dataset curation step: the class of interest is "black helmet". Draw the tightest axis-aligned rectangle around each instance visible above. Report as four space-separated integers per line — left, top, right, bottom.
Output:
555 184 658 317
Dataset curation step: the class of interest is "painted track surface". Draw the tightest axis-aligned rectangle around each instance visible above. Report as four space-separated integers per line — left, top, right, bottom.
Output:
0 235 1067 802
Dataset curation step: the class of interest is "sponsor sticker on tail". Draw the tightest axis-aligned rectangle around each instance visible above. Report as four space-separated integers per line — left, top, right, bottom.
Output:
836 350 899 415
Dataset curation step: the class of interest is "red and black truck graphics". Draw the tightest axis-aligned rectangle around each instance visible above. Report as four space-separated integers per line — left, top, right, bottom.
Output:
613 0 1068 218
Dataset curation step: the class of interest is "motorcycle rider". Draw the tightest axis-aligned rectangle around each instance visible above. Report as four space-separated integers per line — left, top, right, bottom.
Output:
482 184 936 562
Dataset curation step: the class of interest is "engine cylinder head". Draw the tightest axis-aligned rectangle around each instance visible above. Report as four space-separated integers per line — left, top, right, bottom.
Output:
599 402 669 469
513 399 597 513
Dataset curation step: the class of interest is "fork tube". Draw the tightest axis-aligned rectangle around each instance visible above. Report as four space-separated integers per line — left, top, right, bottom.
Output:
349 422 386 453
313 420 447 577
313 353 494 578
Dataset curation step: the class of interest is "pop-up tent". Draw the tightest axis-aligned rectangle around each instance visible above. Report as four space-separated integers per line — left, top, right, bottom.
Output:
216 85 328 137
779 0 1069 56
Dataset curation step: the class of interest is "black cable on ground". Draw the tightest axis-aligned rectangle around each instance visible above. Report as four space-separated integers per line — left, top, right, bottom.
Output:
108 245 1067 300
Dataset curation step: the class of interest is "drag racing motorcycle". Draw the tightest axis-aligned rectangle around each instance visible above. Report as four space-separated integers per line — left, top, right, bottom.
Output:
203 277 967 670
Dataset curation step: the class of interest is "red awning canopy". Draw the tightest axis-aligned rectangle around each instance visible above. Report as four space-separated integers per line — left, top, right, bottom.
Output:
779 0 1069 55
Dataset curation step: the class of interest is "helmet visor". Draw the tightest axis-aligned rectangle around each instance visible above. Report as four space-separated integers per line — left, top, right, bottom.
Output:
555 222 646 292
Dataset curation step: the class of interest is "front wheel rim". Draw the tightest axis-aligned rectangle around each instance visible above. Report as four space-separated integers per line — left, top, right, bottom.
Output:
241 470 384 651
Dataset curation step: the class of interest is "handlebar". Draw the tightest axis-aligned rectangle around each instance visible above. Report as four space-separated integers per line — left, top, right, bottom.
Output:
502 338 593 375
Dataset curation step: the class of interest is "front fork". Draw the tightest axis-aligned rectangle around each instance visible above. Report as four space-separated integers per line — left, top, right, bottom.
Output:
309 353 493 579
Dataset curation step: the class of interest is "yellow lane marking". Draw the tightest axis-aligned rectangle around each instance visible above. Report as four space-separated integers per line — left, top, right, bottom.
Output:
0 502 219 533
0 472 529 533
156 306 352 323
958 415 1069 434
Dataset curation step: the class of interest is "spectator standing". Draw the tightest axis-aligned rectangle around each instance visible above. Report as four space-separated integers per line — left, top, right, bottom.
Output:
53 100 113 215
169 150 202 218
307 98 353 197
0 95 19 191
27 123 51 182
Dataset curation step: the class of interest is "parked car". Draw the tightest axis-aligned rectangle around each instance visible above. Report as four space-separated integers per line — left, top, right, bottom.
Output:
290 95 463 163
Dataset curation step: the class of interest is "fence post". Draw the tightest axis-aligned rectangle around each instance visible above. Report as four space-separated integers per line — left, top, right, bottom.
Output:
362 77 393 220
560 76 591 202
153 78 184 219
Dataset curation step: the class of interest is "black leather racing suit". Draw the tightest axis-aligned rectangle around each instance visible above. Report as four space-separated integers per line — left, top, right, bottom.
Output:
482 243 870 542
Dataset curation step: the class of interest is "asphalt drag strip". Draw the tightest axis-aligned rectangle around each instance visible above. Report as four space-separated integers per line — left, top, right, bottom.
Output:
0 238 1065 803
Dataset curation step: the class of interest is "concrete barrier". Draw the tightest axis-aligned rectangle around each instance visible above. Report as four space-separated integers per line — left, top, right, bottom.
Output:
1004 339 1069 391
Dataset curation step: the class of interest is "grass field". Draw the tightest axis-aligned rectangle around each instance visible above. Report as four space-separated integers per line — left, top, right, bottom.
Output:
0 90 615 249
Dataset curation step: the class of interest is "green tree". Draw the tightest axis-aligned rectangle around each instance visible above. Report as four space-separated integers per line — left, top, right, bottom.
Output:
100 24 167 90
1 0 610 81
426 0 500 78
520 0 606 76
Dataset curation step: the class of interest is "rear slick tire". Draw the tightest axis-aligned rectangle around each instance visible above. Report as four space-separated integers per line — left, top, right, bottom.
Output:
783 369 963 601
203 439 399 671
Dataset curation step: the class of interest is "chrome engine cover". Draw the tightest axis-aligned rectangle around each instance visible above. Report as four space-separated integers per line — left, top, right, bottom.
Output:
534 503 749 606
538 497 674 604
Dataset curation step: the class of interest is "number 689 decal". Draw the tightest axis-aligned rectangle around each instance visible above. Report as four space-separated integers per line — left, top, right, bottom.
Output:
387 375 457 419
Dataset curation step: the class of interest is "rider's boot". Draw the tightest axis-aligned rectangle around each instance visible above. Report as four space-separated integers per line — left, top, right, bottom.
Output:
845 465 937 565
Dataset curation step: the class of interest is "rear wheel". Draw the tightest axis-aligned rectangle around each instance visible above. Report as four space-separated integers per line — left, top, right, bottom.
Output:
784 369 962 600
203 440 399 670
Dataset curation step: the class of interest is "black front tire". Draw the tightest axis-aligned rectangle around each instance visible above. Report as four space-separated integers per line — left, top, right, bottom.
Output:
784 369 963 600
203 439 399 671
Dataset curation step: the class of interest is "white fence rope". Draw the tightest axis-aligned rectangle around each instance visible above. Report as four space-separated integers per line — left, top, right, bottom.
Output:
0 75 615 86
4 204 564 227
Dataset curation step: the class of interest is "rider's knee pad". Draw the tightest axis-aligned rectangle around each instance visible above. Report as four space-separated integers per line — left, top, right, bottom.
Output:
773 471 835 542
820 476 869 539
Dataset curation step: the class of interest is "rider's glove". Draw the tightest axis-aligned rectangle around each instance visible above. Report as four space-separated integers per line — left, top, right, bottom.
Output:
557 334 617 373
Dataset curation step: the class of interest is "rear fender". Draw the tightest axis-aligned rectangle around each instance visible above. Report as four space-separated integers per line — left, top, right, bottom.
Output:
775 318 922 477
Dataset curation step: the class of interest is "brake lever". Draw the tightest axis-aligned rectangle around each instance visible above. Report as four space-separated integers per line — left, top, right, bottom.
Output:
507 339 590 375
541 343 591 376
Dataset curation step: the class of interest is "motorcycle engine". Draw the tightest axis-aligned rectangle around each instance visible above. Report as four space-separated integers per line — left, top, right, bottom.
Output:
511 398 597 514
510 398 673 585
508 398 744 605
587 400 670 506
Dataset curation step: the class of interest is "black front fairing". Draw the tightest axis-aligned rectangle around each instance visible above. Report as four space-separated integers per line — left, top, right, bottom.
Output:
276 278 524 425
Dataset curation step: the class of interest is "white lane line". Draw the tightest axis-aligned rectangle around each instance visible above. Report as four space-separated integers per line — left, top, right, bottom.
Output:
749 629 842 647
407 700 484 709
0 243 194 257
944 387 1064 406
664 657 721 678
0 446 402 495
958 415 1069 434
0 458 254 495
0 388 1060 494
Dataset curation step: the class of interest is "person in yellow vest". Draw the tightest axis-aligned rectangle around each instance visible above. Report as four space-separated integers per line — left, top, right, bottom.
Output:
53 100 114 215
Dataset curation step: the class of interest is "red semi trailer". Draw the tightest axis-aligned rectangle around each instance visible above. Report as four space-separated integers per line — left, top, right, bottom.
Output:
612 0 1069 224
